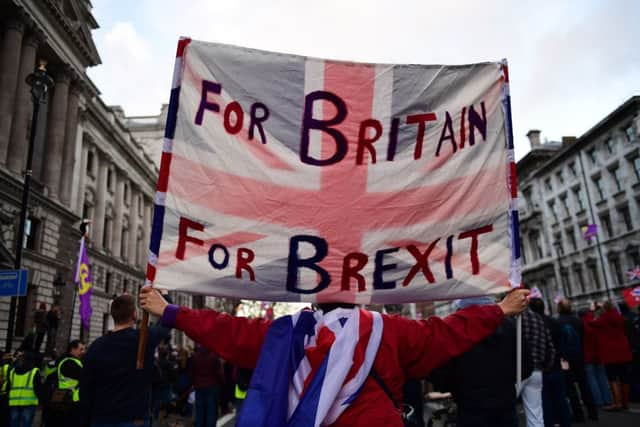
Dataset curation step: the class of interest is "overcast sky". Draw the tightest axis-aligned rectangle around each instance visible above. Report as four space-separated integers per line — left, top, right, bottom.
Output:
87 0 639 160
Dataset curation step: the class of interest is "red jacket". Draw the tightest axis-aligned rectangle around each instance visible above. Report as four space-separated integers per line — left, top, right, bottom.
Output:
190 347 222 389
166 304 504 427
589 309 632 365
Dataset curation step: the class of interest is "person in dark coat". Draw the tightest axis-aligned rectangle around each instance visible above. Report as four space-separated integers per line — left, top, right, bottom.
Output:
556 299 598 421
190 345 223 427
530 298 571 427
429 296 524 427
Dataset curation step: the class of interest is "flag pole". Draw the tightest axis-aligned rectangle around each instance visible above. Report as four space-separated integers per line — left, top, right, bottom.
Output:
500 59 523 392
136 37 191 369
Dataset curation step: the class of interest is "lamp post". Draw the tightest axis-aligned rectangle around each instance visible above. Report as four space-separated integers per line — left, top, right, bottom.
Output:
5 61 54 352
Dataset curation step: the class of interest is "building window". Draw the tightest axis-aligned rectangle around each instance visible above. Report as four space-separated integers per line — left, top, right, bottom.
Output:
573 188 585 211
560 269 571 297
588 264 601 290
566 228 577 251
611 167 624 192
610 258 623 285
121 226 129 260
556 171 564 185
124 182 130 206
605 138 615 154
86 150 94 176
633 157 640 182
560 196 569 217
548 200 559 222
554 234 564 256
593 176 605 200
22 217 40 250
105 271 113 294
574 267 586 294
618 205 633 232
520 242 527 264
588 149 597 166
628 248 640 267
107 168 114 193
545 178 552 192
103 216 113 251
625 124 635 142
531 232 543 260
568 162 577 178
599 213 613 238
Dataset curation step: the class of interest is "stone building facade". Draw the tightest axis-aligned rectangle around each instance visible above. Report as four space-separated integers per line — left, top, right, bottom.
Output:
518 96 640 310
0 0 191 352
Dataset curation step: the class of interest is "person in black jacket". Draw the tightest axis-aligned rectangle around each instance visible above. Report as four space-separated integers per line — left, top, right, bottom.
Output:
530 298 571 427
556 299 597 421
429 296 526 427
79 294 169 427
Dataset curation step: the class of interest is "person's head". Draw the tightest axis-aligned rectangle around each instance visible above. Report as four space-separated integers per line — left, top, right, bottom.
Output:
38 302 46 311
602 300 616 312
110 294 137 326
529 298 545 316
67 340 86 359
618 302 630 315
557 298 572 315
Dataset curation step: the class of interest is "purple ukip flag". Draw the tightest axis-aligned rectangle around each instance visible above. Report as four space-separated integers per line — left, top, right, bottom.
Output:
74 237 93 330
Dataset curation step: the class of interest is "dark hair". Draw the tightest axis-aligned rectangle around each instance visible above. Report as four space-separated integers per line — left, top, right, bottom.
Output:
557 299 572 315
110 294 136 324
529 298 545 315
67 339 84 354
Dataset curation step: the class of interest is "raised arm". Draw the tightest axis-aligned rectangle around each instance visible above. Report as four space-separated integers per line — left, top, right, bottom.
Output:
140 287 271 369
397 288 529 379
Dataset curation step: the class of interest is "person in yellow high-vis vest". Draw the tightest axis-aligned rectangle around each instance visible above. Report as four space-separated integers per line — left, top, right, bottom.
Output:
1 352 12 427
7 351 43 427
44 340 85 427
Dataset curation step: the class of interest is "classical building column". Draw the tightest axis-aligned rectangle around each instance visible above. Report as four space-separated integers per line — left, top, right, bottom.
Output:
92 153 108 248
128 187 140 265
70 114 85 213
0 19 25 165
59 83 81 206
112 171 125 259
76 141 89 215
42 68 71 200
7 32 39 173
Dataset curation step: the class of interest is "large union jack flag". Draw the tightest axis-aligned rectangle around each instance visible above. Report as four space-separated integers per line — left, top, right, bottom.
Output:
146 38 520 304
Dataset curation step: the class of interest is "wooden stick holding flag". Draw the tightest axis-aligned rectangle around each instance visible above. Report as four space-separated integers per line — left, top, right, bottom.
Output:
137 37 190 369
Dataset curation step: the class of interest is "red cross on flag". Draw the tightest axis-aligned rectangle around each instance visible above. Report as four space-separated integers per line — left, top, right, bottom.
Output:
145 38 521 304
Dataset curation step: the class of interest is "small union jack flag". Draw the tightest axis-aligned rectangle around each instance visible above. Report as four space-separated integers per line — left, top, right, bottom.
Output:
626 266 640 281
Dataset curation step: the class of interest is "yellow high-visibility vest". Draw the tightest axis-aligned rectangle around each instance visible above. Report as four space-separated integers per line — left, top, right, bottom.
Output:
0 364 9 395
8 368 39 407
235 384 247 400
57 357 83 403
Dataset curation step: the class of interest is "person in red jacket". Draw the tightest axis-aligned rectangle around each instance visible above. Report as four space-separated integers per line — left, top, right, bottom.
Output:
190 345 224 427
580 309 613 408
140 287 529 427
589 301 633 411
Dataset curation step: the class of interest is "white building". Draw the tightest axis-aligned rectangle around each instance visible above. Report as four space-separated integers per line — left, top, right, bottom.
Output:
518 96 640 309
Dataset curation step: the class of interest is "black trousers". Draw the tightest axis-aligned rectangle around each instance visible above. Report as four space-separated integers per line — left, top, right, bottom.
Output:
566 358 598 420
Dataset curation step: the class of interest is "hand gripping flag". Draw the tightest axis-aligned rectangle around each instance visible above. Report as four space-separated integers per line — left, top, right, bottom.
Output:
147 39 521 304
237 308 383 427
74 237 93 330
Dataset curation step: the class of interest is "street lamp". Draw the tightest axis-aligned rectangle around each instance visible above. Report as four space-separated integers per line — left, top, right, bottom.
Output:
52 272 66 301
5 61 54 352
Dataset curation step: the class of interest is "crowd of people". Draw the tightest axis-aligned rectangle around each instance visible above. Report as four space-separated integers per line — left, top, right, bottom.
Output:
429 296 640 427
0 295 250 427
1 290 638 427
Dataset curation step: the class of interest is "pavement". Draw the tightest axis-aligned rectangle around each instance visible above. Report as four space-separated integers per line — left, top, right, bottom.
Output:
516 403 640 426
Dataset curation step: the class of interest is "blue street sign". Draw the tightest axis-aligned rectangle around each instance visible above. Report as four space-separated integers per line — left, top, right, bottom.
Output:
0 269 28 297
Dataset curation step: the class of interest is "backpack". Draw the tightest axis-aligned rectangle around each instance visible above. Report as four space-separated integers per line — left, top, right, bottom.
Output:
560 323 581 361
